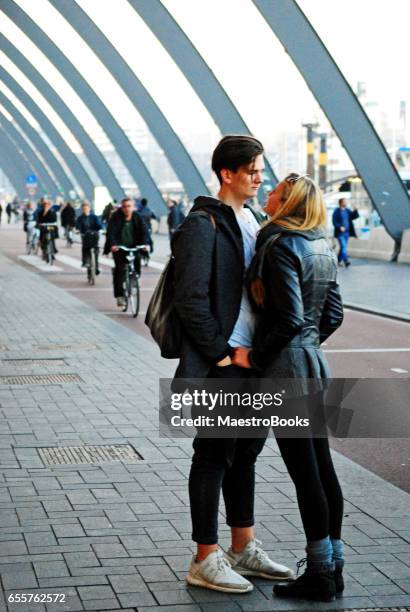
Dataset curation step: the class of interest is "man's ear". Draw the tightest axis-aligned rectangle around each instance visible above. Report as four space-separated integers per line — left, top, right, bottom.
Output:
220 168 232 185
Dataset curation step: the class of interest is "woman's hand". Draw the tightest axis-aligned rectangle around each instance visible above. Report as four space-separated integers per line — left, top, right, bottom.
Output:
232 347 251 369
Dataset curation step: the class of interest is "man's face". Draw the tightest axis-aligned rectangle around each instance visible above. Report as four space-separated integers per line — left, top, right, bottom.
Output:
82 205 90 216
222 154 264 201
339 199 346 209
43 200 51 212
122 200 134 218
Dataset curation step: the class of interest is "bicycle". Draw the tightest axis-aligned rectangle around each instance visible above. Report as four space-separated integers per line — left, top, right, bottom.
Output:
26 222 40 255
118 245 146 317
82 230 100 286
38 223 58 264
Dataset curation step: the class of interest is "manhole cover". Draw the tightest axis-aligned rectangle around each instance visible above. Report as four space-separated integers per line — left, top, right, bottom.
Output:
2 359 66 367
38 444 143 465
0 374 83 385
33 343 96 351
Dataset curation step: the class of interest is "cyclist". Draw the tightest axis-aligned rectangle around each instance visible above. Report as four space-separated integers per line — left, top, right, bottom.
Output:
76 202 102 274
23 201 38 250
36 198 58 259
61 201 76 245
104 197 148 308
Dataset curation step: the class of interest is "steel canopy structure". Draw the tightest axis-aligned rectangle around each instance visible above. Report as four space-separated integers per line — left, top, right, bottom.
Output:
2 0 165 214
49 0 210 201
0 111 58 196
0 34 124 202
0 0 409 245
253 0 410 243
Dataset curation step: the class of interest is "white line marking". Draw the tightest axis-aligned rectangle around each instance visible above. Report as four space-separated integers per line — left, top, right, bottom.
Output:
148 260 165 271
99 256 114 268
325 348 410 353
69 287 155 292
54 254 83 269
19 255 63 272
390 368 409 374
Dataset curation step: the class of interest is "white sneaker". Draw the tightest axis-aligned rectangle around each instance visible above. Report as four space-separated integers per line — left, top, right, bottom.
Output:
186 549 253 593
226 539 295 581
116 297 125 308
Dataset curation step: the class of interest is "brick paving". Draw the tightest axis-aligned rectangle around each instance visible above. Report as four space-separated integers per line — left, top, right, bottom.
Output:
0 251 409 612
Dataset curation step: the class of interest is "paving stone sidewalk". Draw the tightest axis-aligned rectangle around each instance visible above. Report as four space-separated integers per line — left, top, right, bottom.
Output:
0 252 409 612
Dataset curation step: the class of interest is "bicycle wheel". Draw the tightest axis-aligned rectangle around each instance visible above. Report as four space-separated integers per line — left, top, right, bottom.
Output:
33 235 39 255
129 274 140 318
45 238 52 264
88 250 96 285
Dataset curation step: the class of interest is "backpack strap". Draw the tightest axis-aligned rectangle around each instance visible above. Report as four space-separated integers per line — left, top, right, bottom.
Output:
193 210 216 230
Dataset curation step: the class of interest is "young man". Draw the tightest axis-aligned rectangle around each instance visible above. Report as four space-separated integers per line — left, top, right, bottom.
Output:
104 197 148 308
332 198 359 267
172 135 294 593
76 201 102 273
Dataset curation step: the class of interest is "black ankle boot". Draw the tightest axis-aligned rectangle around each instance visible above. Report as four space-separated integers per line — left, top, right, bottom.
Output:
334 562 344 597
273 567 336 602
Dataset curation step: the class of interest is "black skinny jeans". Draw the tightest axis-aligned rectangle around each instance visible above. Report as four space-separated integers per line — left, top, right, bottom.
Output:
189 364 266 544
275 414 344 541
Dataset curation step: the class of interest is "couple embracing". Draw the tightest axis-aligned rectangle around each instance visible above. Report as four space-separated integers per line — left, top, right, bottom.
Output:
171 135 345 603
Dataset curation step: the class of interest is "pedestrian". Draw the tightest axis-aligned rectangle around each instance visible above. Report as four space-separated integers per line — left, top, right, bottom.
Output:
233 173 345 602
6 202 12 224
332 198 359 267
139 198 158 253
167 198 185 241
101 201 115 227
104 197 148 308
61 201 76 245
173 135 294 594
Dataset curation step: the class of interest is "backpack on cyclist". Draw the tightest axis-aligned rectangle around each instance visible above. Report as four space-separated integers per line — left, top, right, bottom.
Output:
145 211 216 359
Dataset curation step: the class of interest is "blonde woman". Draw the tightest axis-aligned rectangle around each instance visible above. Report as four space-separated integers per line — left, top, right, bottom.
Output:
233 173 345 602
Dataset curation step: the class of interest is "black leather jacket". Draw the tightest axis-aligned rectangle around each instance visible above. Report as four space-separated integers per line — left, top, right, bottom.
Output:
250 224 343 375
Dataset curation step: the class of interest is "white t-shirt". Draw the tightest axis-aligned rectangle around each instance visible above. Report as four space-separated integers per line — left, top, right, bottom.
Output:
228 208 260 348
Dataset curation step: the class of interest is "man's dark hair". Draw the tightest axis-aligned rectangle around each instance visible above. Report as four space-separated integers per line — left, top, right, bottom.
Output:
211 134 264 184
121 197 132 205
141 198 147 207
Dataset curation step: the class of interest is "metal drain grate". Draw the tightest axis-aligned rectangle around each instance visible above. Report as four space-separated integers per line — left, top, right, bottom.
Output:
2 359 66 367
38 444 143 465
0 374 83 385
33 343 96 351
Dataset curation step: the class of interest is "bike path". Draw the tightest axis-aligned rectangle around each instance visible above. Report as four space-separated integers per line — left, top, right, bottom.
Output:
0 252 410 611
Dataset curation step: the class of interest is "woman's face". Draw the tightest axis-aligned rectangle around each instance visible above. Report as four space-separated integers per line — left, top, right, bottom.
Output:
265 182 287 217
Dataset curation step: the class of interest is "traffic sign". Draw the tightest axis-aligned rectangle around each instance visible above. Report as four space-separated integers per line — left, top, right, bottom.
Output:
25 174 38 185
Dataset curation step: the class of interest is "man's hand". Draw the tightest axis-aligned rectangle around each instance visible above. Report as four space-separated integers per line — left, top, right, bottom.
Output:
111 245 118 253
340 226 345 232
232 347 251 369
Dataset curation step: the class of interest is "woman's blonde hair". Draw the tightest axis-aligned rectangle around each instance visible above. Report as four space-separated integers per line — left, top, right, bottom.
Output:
268 173 327 230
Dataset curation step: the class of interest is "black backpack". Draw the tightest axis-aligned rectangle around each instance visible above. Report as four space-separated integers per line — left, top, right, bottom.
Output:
145 211 216 358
